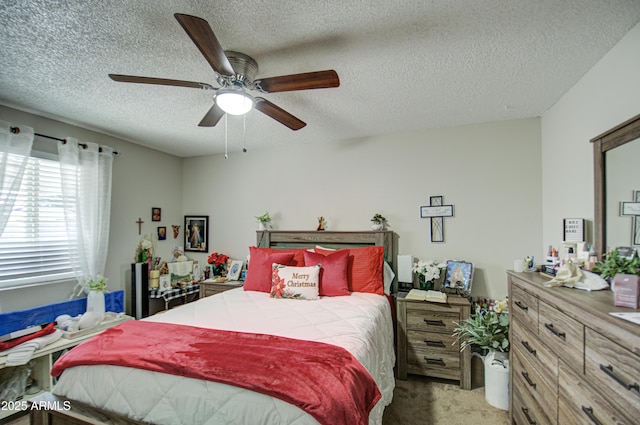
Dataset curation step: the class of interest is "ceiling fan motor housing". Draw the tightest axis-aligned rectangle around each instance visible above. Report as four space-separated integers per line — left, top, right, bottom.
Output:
224 51 258 86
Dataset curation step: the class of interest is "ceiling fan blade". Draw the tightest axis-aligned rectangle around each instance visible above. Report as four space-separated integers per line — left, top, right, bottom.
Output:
174 13 235 77
109 74 214 90
198 104 225 127
254 97 306 130
258 70 340 93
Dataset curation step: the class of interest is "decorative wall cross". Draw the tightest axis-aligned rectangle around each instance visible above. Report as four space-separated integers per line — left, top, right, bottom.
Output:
621 190 640 246
420 195 455 243
136 217 144 235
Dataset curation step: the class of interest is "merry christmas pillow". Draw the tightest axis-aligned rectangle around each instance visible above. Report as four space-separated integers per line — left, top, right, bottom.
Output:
270 264 321 300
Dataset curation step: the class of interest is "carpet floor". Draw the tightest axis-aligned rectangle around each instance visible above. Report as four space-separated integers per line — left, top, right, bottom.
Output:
4 377 509 425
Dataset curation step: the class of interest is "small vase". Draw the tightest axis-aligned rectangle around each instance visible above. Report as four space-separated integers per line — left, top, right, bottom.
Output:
86 290 106 319
371 222 384 231
418 275 434 291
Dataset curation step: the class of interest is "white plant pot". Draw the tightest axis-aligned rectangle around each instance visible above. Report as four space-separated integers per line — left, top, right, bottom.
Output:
482 350 509 410
86 290 106 319
371 222 384 231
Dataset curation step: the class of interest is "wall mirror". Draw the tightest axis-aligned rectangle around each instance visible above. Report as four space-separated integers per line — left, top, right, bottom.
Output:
592 113 640 259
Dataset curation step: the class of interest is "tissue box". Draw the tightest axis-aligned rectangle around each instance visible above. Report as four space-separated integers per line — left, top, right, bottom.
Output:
613 274 639 308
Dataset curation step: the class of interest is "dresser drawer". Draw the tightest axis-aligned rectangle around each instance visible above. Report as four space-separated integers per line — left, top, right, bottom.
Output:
584 328 640 420
512 384 554 425
511 281 539 334
538 300 584 371
513 349 557 423
512 319 558 392
406 304 459 334
559 361 632 425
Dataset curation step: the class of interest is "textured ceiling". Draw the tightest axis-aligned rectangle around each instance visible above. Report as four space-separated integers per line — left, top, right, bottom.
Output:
1 1 639 158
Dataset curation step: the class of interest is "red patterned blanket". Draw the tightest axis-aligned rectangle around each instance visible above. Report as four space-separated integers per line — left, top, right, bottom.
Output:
51 320 381 425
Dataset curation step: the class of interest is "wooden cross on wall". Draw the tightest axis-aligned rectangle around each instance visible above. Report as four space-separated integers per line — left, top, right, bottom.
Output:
420 195 455 243
136 217 144 235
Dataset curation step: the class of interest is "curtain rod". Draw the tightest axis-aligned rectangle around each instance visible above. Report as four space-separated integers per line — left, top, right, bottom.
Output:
9 126 120 156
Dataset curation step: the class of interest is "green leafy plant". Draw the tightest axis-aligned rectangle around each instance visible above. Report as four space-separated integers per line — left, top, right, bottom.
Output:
453 303 509 352
255 212 271 224
593 250 640 280
371 213 386 223
83 275 108 292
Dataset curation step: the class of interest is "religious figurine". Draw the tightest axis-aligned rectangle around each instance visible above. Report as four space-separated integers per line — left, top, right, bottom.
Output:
171 224 180 239
317 216 326 231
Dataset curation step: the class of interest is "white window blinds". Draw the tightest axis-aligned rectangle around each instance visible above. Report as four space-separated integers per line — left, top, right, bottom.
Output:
0 153 75 288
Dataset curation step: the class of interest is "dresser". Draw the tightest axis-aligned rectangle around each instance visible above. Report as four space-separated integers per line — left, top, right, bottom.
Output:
396 293 471 389
508 271 640 425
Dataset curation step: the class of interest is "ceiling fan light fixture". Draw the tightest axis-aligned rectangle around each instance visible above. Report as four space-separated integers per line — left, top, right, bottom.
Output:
215 89 254 115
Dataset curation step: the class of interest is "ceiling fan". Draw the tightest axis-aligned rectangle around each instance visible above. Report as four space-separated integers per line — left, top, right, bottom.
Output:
108 13 340 131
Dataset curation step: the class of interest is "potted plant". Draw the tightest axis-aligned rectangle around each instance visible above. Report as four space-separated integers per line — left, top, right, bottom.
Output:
593 249 640 282
453 300 509 410
370 213 387 230
255 212 271 230
81 274 108 321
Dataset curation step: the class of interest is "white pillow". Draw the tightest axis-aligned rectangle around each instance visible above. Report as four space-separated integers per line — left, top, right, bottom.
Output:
270 264 321 300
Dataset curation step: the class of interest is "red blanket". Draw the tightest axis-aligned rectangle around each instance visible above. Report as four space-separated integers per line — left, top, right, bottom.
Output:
52 320 381 425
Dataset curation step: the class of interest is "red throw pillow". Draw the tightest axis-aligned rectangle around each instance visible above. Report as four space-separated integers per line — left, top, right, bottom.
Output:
244 247 295 293
260 248 306 266
315 246 385 295
304 249 350 296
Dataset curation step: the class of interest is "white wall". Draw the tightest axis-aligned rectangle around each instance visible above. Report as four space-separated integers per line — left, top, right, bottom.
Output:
182 118 542 299
541 21 640 255
0 106 183 313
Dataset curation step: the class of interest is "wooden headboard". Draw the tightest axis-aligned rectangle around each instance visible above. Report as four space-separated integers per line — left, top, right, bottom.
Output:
257 230 398 294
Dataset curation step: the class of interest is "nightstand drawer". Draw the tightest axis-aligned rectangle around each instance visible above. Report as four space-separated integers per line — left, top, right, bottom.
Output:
585 328 640 421
406 306 458 334
559 360 632 425
407 349 460 380
200 281 242 298
538 300 584 371
407 330 458 354
511 281 539 333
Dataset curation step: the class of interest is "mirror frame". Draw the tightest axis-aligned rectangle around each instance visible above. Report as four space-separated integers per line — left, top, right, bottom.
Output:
591 113 640 260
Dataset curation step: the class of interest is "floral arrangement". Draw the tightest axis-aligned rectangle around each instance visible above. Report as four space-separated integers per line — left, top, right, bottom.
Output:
413 259 447 283
208 252 229 276
453 299 509 352
135 235 153 263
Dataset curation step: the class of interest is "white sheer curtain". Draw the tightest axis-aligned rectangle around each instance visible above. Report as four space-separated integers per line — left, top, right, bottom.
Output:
58 139 114 283
0 121 34 235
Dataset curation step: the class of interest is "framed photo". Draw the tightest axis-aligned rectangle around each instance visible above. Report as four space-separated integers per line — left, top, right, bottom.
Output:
152 207 161 222
157 226 166 240
158 275 172 292
227 260 243 281
563 218 585 242
184 215 208 252
443 260 473 292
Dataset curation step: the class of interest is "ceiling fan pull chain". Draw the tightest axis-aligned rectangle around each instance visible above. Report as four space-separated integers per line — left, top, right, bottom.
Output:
224 114 229 159
242 113 247 153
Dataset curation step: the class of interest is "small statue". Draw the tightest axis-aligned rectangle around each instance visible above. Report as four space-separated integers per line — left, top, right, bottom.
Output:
317 216 326 231
171 225 180 239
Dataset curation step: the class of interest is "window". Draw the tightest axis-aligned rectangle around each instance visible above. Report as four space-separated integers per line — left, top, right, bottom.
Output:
0 152 75 289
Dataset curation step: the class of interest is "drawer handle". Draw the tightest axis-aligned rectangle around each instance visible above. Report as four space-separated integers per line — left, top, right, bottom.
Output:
581 406 603 425
424 356 445 366
599 364 640 393
423 339 445 347
521 371 537 389
521 407 536 425
515 300 528 311
544 323 565 340
423 318 445 326
521 340 537 357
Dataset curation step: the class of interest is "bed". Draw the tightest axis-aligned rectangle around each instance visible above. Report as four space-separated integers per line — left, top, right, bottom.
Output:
34 230 398 425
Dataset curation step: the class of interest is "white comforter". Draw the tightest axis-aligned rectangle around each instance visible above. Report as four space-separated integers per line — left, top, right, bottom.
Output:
53 288 396 425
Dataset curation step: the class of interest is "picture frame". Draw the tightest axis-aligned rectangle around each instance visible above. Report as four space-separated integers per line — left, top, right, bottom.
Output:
184 215 208 252
158 275 172 292
157 226 166 241
443 260 473 293
227 260 243 281
152 207 161 222
563 218 585 242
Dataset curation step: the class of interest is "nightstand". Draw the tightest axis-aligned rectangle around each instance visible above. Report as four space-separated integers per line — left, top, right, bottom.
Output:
200 280 243 298
396 293 471 389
